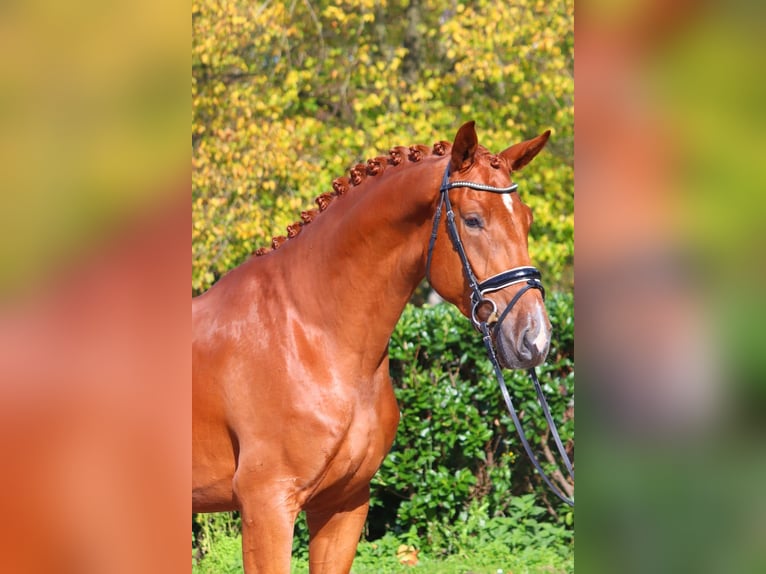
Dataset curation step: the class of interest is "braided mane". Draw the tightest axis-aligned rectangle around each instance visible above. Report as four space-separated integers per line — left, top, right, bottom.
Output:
255 140 455 256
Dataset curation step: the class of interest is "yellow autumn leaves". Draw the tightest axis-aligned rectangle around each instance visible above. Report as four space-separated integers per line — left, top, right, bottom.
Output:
192 0 573 294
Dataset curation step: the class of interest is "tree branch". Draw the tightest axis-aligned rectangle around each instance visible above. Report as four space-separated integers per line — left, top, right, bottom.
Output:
540 428 574 498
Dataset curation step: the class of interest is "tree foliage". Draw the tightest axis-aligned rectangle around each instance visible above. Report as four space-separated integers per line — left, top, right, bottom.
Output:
192 0 573 294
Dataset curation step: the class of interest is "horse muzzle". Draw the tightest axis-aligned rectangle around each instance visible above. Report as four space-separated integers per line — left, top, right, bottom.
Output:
494 314 551 369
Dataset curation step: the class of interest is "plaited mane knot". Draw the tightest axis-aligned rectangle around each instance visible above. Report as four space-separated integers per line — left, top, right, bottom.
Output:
349 163 367 186
490 155 502 169
315 193 334 212
408 145 430 162
300 209 317 224
271 236 287 250
388 146 408 166
366 156 387 176
255 247 269 256
332 177 350 196
286 222 302 238
432 141 450 156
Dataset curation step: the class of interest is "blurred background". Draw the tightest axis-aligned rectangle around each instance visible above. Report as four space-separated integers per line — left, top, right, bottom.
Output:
0 0 188 572
576 0 766 572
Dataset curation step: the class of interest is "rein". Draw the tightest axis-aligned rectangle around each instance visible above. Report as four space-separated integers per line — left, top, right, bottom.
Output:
426 163 575 507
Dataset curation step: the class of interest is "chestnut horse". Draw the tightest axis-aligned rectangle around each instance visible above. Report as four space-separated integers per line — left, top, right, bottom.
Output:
192 121 552 573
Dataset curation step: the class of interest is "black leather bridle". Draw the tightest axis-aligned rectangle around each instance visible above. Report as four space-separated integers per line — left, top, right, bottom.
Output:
426 161 575 506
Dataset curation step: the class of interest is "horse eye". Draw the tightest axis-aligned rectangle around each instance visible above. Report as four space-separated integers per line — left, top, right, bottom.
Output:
464 216 483 229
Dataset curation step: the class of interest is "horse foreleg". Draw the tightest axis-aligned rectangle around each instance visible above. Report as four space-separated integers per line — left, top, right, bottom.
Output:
305 489 370 574
234 471 298 574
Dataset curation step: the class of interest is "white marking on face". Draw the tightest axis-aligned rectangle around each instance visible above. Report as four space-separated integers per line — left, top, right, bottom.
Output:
531 303 550 353
502 193 514 215
532 324 548 353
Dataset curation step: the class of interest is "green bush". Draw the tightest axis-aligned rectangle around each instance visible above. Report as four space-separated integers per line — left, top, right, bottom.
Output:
368 292 574 544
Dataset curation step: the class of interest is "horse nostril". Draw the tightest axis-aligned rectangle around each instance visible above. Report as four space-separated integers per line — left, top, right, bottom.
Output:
523 331 533 349
518 329 535 361
522 326 547 357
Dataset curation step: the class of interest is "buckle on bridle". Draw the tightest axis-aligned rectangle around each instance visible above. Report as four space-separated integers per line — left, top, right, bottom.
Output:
471 297 499 329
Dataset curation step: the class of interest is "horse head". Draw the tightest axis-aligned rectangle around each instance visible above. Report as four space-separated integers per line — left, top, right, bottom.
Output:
427 121 552 370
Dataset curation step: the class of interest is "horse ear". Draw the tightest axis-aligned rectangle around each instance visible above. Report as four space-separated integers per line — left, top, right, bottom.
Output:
451 120 479 172
499 130 551 172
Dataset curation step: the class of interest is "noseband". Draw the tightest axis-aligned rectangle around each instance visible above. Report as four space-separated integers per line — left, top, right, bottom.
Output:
426 162 575 506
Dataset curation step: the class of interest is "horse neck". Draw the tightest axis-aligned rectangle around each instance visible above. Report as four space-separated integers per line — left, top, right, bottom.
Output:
282 156 444 365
